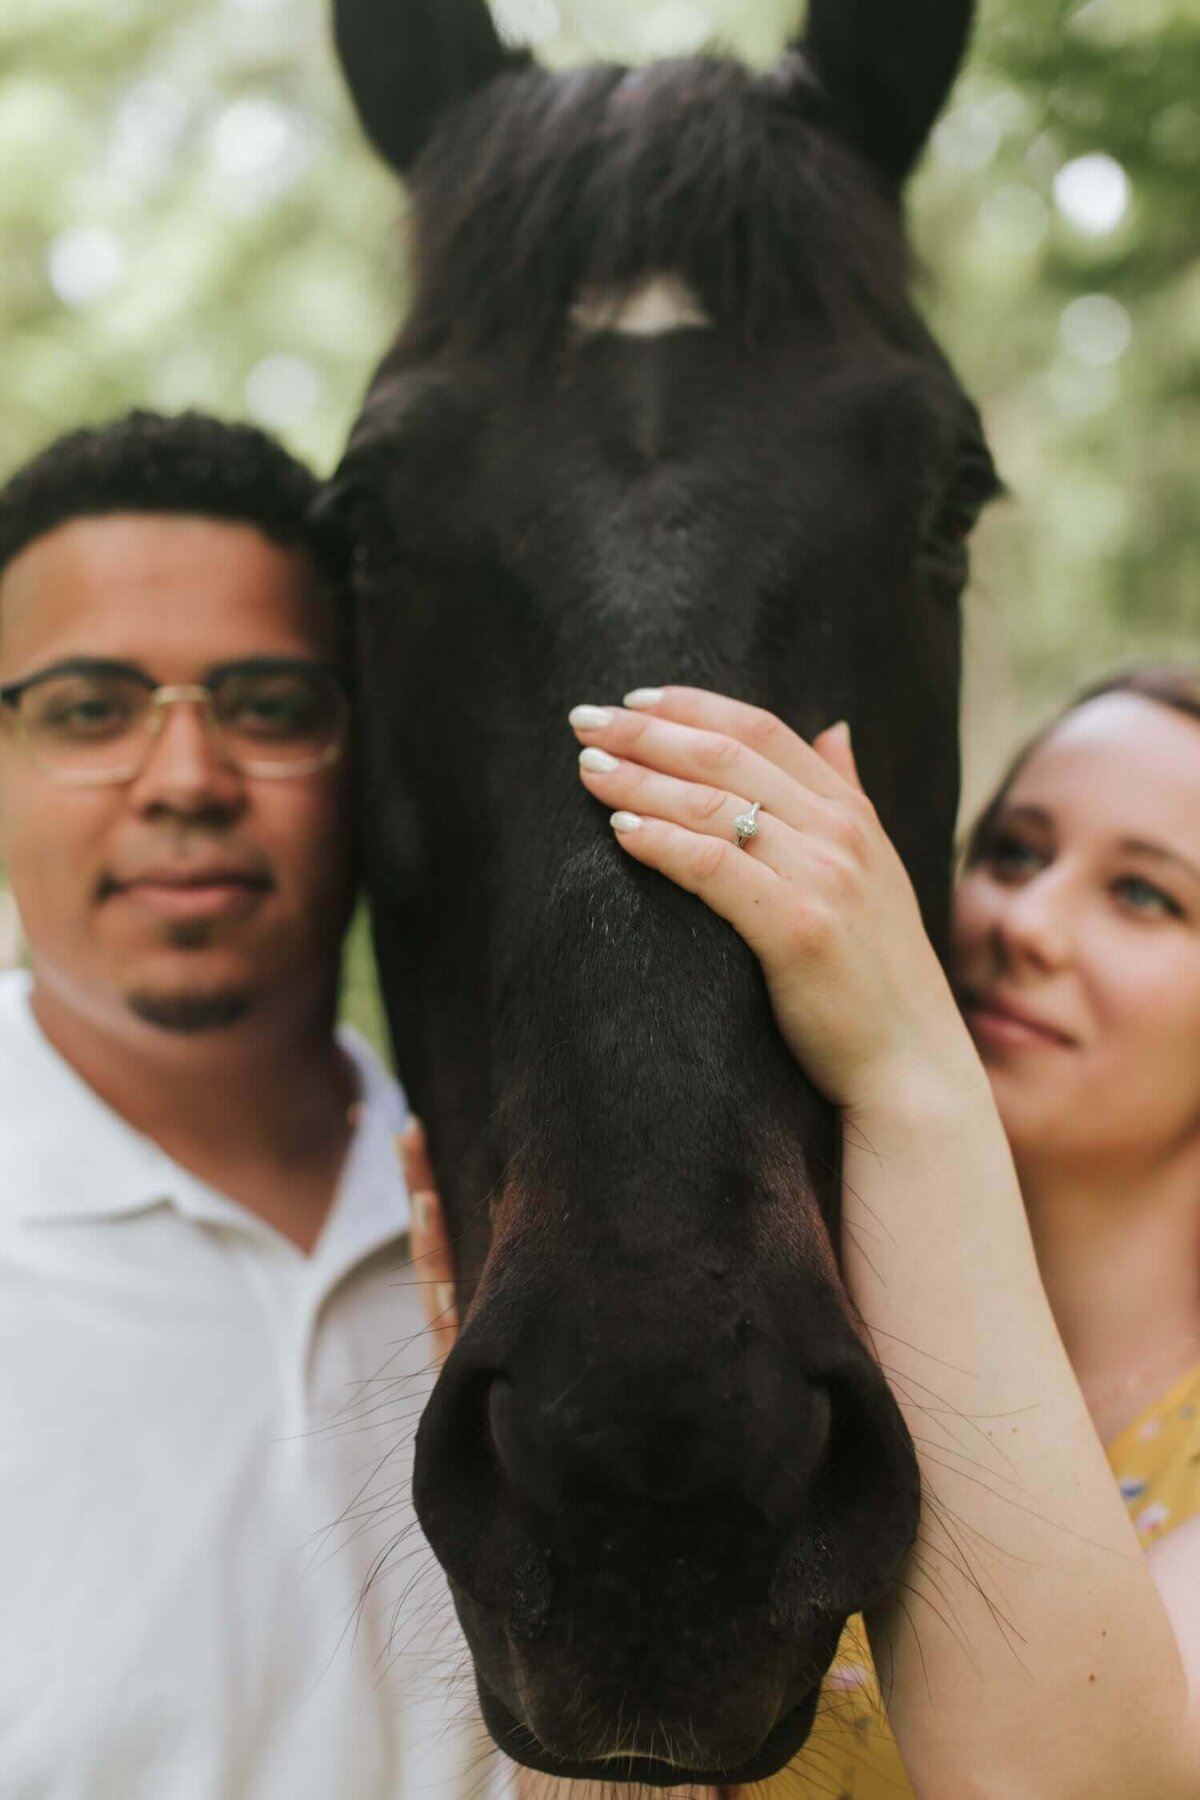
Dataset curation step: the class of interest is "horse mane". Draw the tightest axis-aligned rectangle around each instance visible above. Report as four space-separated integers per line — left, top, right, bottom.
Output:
395 52 915 367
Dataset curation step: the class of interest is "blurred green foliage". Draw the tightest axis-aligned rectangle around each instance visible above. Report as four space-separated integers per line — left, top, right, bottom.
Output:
2 0 1197 1044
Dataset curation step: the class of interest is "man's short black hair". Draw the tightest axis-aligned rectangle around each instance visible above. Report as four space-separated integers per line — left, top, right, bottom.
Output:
0 409 341 584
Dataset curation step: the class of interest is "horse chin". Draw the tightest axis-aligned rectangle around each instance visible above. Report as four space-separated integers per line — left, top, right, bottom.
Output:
475 1678 824 1788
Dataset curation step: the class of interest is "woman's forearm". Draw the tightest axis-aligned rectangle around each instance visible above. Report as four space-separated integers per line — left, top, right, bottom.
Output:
843 1058 1193 1800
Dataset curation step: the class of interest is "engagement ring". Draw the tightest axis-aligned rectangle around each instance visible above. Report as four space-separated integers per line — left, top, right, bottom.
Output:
733 802 762 849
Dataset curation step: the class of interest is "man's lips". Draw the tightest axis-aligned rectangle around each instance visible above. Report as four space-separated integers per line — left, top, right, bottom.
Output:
962 990 1077 1049
105 869 272 921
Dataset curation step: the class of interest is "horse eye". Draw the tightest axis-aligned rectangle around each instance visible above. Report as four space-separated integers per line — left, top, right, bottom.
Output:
924 437 1000 554
342 501 404 592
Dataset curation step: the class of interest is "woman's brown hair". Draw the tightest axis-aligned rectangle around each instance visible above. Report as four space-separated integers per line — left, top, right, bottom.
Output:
962 665 1200 869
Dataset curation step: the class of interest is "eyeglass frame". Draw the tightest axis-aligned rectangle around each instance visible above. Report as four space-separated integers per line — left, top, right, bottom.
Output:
0 655 353 786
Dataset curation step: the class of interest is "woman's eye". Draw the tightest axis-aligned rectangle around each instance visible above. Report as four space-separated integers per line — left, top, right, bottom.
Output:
986 832 1043 877
1114 876 1184 919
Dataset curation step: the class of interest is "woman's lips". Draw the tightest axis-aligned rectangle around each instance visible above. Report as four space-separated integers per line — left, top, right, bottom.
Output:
963 995 1075 1050
117 879 268 921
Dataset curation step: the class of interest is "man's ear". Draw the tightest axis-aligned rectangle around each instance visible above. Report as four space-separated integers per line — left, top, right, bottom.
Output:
801 0 976 186
332 0 526 174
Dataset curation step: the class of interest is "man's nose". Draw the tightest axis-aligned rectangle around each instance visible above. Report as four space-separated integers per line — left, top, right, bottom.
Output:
127 701 246 816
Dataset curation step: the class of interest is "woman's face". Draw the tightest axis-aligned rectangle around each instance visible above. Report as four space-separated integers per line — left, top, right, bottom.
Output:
952 693 1200 1176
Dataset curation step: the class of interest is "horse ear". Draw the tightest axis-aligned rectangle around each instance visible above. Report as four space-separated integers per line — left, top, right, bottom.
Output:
332 0 518 173
801 0 976 185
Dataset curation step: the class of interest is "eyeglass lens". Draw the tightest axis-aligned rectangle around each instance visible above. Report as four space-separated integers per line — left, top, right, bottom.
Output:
16 667 345 778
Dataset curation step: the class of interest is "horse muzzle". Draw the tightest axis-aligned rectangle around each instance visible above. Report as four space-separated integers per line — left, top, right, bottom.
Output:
412 1270 920 1781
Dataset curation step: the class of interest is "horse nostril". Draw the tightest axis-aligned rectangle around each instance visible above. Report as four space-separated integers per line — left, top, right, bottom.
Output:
769 1362 922 1629
755 1379 833 1529
488 1374 566 1515
488 1375 520 1480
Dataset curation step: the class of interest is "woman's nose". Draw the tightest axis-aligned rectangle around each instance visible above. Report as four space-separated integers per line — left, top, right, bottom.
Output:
992 871 1074 970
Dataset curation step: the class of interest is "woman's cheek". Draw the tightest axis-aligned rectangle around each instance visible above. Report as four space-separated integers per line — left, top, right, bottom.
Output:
1089 922 1182 1036
1129 973 1200 1084
1084 941 1200 1127
949 872 998 982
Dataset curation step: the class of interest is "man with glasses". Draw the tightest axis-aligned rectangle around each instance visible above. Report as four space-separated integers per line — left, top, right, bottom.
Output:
0 411 488 1798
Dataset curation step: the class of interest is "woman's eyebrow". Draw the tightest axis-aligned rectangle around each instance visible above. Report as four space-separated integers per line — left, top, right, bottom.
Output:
1117 838 1200 885
999 803 1052 830
999 809 1200 884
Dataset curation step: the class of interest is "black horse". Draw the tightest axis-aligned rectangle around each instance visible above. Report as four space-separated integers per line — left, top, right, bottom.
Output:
327 0 998 1785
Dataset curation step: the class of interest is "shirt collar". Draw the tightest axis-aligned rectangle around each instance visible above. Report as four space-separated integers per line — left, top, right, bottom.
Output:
0 972 412 1247
0 972 184 1223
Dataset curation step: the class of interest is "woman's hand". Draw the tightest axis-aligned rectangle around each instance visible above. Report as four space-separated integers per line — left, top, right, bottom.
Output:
398 1119 459 1366
570 687 978 1114
400 687 977 1365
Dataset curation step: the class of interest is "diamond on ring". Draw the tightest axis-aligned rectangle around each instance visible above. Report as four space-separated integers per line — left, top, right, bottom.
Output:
733 802 762 849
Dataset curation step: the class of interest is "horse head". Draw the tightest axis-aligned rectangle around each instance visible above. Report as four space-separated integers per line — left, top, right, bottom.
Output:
327 0 997 1782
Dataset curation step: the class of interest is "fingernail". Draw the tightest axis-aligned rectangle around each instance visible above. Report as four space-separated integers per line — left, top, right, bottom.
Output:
623 688 664 710
568 705 613 730
412 1190 431 1236
435 1280 457 1323
611 811 643 833
579 747 619 773
834 720 853 746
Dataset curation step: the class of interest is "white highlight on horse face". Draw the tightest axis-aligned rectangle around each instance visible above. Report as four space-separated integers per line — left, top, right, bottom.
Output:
570 272 714 338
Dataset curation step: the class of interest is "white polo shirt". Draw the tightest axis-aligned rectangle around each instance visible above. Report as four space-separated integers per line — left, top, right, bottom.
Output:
0 970 504 1800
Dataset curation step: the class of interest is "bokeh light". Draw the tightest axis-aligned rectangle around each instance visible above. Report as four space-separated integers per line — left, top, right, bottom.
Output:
46 226 124 308
1053 152 1133 235
207 98 318 212
245 352 322 430
1059 294 1133 366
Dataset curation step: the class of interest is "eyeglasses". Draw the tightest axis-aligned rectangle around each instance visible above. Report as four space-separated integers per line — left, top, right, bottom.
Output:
0 657 351 786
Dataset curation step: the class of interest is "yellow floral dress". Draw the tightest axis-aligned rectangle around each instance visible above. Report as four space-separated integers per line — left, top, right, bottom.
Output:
761 1364 1200 1799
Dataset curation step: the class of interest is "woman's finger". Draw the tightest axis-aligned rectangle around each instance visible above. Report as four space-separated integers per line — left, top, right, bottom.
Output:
568 707 830 837
398 1116 435 1195
607 811 779 950
577 746 814 867
593 687 852 799
398 1119 459 1366
567 701 872 842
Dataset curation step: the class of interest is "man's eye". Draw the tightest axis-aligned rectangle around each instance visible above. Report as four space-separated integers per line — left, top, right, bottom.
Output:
62 701 115 725
224 684 320 738
37 690 133 737
1114 876 1183 919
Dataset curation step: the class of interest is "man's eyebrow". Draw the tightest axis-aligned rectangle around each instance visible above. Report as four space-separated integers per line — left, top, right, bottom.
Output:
13 656 152 685
27 655 330 680
203 655 334 679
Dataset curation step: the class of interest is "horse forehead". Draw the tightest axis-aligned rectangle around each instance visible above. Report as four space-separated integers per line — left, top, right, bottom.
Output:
570 273 714 339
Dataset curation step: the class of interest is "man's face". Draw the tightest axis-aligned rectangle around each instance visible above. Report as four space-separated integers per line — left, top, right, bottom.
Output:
0 513 355 1037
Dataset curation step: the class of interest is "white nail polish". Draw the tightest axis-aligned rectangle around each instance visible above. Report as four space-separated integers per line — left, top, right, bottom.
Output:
611 811 643 833
568 705 613 730
412 1191 431 1236
435 1281 457 1322
623 688 664 709
579 747 619 772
